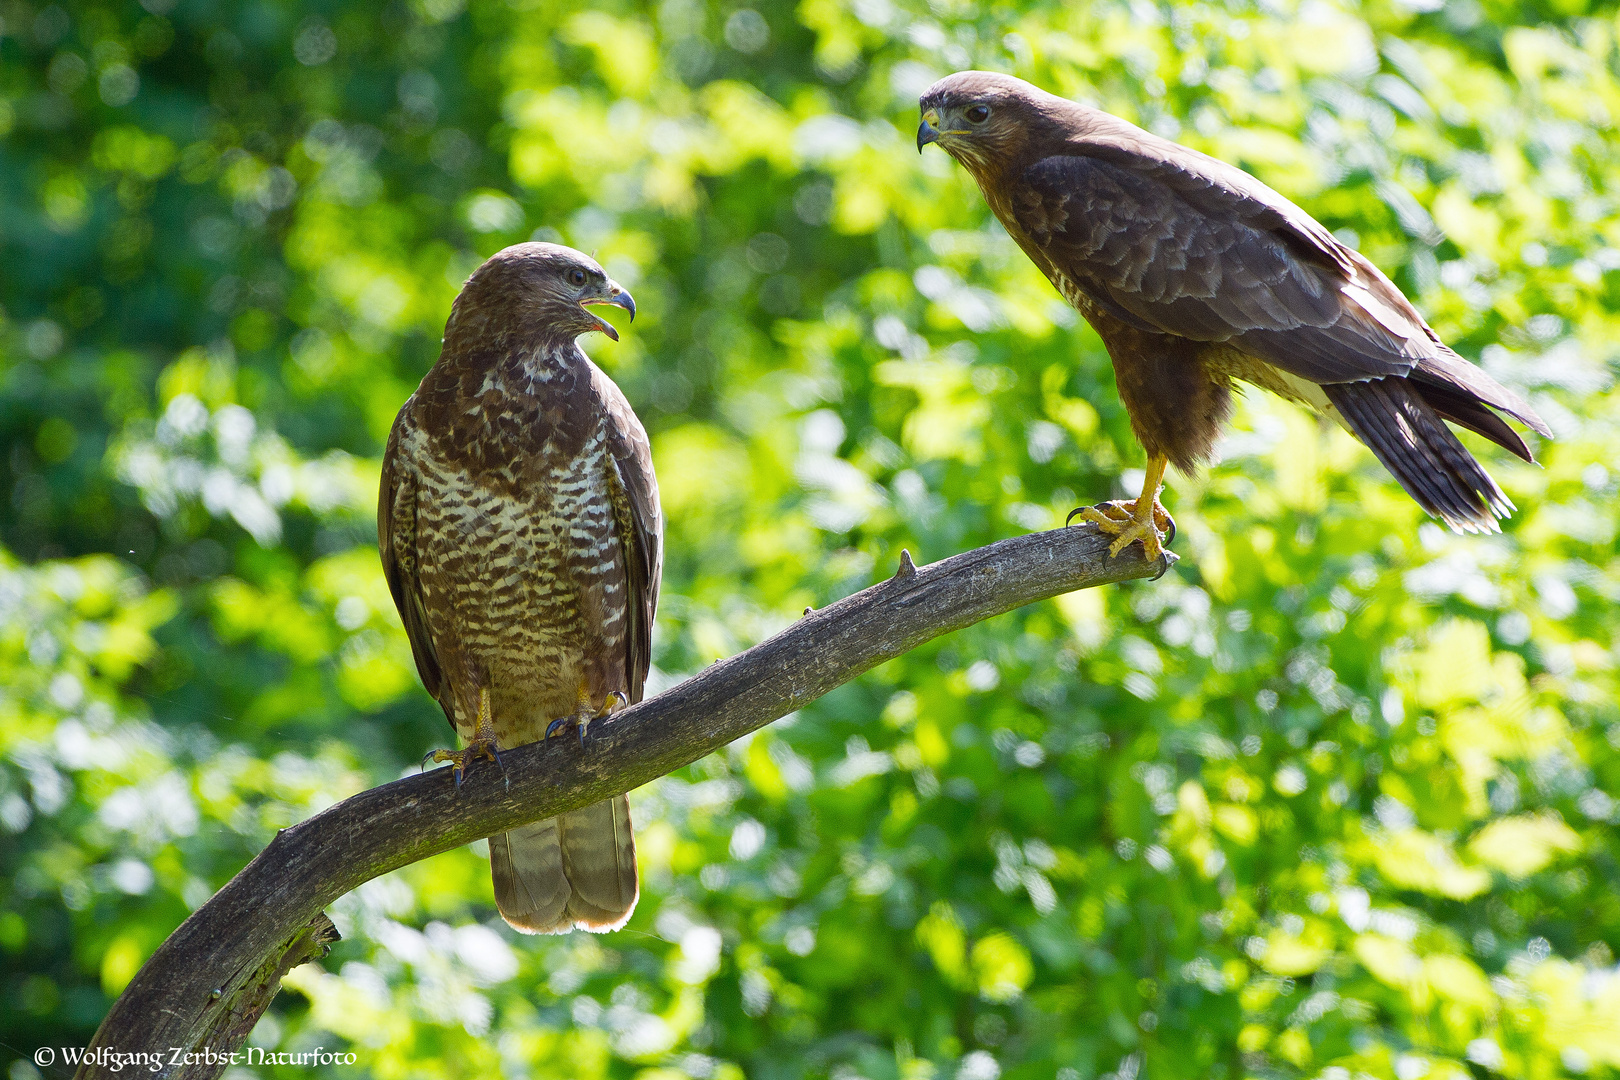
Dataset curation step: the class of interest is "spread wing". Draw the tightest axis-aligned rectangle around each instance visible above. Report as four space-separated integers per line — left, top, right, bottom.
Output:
597 370 662 705
378 421 450 726
1010 147 1547 441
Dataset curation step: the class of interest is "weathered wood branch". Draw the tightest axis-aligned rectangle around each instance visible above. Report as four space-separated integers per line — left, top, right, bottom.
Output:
78 523 1174 1079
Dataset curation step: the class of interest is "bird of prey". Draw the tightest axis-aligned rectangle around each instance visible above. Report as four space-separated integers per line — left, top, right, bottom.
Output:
379 242 661 934
918 72 1549 559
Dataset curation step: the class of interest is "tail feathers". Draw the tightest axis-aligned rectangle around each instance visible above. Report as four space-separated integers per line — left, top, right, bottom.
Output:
490 796 638 935
490 819 570 933
558 795 638 932
1324 378 1514 533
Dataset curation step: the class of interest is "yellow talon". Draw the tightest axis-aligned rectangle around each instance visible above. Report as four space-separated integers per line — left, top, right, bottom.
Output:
547 682 628 744
428 686 502 786
1067 456 1173 561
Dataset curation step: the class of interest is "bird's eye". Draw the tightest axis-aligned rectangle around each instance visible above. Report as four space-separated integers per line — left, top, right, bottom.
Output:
966 104 991 123
570 268 587 286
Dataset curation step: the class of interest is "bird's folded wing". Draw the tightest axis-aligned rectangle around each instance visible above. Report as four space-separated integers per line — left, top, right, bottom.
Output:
1013 152 1430 384
1412 337 1550 438
1014 150 1550 438
596 369 663 705
378 435 446 710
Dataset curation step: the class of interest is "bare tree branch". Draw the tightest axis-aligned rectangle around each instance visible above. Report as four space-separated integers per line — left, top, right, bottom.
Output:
77 523 1174 1079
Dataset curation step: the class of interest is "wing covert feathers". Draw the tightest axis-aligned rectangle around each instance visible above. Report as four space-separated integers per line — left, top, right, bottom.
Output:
1007 148 1549 526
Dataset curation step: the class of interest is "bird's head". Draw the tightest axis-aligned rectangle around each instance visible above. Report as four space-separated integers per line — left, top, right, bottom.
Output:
918 71 1065 172
454 242 636 344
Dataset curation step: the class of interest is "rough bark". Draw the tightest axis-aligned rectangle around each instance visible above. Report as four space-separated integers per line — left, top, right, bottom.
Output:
78 522 1174 1078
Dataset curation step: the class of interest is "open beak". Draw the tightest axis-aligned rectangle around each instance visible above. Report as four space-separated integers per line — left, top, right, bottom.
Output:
917 113 941 152
581 281 636 342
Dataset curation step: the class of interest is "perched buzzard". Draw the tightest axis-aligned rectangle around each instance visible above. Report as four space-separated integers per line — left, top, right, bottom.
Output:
918 72 1549 559
379 243 661 933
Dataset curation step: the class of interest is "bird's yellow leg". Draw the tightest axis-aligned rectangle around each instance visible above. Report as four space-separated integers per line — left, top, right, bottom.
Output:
546 678 628 746
1067 455 1173 560
429 686 502 786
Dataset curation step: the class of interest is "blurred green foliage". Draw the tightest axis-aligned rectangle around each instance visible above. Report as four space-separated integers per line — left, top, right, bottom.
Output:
3 0 1620 1076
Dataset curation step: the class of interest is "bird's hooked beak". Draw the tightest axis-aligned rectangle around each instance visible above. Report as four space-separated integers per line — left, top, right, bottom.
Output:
581 279 636 342
917 109 941 152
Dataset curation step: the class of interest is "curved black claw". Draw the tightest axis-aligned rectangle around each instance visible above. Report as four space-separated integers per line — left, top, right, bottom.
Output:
425 739 501 788
547 691 629 748
541 716 591 746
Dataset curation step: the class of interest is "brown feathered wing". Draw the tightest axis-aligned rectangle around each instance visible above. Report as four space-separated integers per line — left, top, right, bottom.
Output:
378 430 444 710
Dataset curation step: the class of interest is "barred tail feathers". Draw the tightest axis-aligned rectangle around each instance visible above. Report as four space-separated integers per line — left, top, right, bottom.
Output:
490 796 638 935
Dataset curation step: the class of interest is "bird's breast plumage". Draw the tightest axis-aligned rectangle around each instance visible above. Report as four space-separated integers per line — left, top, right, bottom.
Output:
399 344 631 743
378 242 658 936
